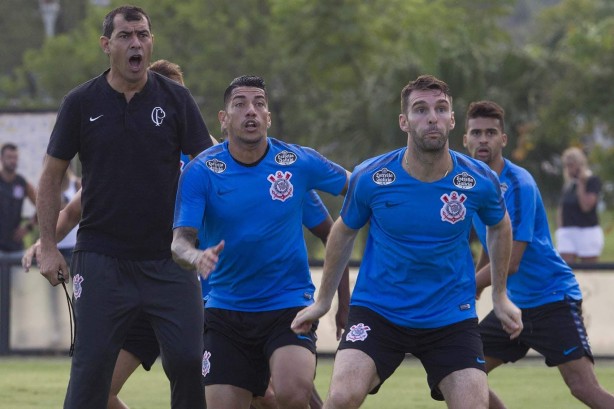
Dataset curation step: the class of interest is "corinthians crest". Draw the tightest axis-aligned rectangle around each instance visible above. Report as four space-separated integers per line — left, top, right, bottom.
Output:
268 170 294 201
440 191 467 224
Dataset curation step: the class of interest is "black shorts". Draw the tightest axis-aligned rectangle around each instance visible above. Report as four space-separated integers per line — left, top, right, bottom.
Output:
122 313 160 371
202 307 317 396
479 297 593 367
338 306 485 401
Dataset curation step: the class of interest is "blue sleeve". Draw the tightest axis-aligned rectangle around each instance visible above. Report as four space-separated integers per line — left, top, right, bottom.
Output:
302 147 347 195
508 179 536 243
476 169 506 227
173 160 208 229
302 190 330 229
340 166 372 230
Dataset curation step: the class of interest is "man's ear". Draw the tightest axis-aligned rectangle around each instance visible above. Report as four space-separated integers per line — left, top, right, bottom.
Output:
218 110 226 127
100 36 110 54
399 114 409 132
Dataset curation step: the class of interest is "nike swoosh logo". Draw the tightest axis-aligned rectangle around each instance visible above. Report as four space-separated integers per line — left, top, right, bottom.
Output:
476 357 486 364
89 115 103 122
385 201 401 208
563 346 579 356
297 334 312 341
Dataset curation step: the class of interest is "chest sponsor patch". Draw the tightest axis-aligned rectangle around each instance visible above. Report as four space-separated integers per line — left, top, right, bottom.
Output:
275 150 297 165
206 159 226 174
452 172 476 190
268 170 294 201
440 191 467 224
372 168 396 186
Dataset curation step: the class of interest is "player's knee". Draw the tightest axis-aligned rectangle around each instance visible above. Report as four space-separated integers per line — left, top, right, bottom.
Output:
326 386 365 409
274 385 311 409
251 390 277 409
566 378 596 403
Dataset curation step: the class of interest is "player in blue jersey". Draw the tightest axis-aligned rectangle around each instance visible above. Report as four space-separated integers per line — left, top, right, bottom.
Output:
171 75 349 409
464 100 614 409
292 75 522 409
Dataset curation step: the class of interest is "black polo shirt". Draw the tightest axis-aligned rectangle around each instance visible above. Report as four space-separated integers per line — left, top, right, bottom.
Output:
47 70 212 259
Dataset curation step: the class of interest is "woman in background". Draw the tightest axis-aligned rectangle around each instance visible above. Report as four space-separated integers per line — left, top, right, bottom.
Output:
556 147 604 264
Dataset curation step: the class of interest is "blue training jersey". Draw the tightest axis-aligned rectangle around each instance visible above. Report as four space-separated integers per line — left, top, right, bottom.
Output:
343 148 506 328
472 159 581 308
174 137 347 312
303 190 330 229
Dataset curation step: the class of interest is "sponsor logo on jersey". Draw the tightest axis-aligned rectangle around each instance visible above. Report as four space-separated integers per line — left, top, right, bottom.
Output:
275 150 298 165
500 182 508 194
89 114 103 122
440 191 467 224
151 107 166 126
459 303 471 311
73 274 84 299
345 323 371 342
452 172 476 189
372 168 396 185
268 171 294 201
202 350 211 377
206 159 226 173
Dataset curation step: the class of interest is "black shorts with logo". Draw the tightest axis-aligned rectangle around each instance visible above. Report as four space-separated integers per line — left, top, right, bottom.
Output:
338 306 485 401
201 306 318 396
479 297 593 366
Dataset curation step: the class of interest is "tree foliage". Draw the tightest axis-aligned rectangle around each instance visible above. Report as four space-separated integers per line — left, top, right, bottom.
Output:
2 0 613 207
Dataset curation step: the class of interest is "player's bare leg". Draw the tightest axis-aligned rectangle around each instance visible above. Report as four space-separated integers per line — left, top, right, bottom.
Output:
108 349 141 409
559 356 614 408
269 345 315 409
438 368 488 409
324 349 379 409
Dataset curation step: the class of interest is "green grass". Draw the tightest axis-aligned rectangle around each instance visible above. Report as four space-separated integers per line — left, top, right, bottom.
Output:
1 357 614 408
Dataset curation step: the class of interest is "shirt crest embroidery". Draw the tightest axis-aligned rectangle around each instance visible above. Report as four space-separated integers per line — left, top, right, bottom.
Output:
151 107 166 126
440 191 467 224
268 171 294 201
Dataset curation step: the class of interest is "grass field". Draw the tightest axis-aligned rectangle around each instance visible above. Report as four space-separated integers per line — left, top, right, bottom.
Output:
1 357 614 408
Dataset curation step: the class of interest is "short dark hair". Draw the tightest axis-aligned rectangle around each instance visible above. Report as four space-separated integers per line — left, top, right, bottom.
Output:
223 75 267 108
1 143 17 156
401 75 452 114
102 5 151 38
466 100 505 132
149 59 184 85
